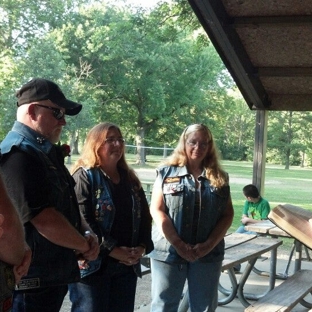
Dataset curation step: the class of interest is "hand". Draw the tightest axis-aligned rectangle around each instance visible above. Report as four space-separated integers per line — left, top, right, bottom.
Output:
191 242 212 259
13 244 32 284
82 232 100 261
174 241 197 262
109 246 140 266
241 216 250 225
128 245 146 261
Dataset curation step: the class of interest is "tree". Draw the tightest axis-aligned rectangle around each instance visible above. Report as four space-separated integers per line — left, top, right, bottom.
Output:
215 89 255 161
0 0 88 58
267 111 308 168
0 0 91 142
51 2 233 164
0 50 21 138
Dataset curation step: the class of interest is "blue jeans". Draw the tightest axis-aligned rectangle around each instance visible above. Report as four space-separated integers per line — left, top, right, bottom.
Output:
69 261 137 312
12 285 68 312
236 225 257 235
150 259 222 312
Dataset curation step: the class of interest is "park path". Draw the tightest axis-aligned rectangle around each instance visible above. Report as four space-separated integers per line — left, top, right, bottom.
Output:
134 168 156 182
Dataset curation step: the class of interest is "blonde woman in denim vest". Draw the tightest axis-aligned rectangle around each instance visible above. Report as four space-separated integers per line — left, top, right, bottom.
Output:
149 124 234 312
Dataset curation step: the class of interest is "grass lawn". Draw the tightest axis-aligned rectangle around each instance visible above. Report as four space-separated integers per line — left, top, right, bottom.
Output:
68 153 312 250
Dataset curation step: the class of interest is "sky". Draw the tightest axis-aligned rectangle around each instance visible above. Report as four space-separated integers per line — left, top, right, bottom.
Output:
123 0 161 6
109 0 171 9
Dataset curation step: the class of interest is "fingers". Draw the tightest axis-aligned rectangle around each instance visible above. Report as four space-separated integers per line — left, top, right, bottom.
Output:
13 266 22 284
177 243 202 262
82 235 100 261
119 258 139 266
119 260 137 266
104 246 142 265
83 246 100 261
175 242 198 262
14 246 32 279
115 247 141 265
130 246 145 258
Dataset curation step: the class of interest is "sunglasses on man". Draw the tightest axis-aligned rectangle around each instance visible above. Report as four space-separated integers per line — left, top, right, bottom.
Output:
35 104 65 120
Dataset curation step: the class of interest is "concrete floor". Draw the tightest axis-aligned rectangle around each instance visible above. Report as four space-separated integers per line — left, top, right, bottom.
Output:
60 253 312 312
133 251 312 312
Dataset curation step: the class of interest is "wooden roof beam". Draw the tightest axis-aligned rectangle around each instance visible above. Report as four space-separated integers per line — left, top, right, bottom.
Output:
187 0 271 110
234 16 312 27
258 67 312 77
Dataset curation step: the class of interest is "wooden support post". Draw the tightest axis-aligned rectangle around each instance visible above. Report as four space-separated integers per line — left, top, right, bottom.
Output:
252 110 268 196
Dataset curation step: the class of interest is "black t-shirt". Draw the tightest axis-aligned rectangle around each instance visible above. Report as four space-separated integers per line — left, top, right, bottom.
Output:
109 173 135 247
0 148 52 223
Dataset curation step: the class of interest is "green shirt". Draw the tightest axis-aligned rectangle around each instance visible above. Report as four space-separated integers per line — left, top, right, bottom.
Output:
243 197 270 220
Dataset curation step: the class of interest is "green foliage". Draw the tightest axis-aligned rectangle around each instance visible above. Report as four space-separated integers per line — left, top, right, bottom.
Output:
267 111 312 168
0 0 89 58
46 1 236 164
0 52 22 138
1 0 312 167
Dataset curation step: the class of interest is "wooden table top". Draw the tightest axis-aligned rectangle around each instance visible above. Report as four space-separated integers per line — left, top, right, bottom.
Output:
222 233 282 270
245 221 291 237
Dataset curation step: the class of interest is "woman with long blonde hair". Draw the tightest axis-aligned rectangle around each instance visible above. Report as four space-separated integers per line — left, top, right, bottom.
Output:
149 123 234 312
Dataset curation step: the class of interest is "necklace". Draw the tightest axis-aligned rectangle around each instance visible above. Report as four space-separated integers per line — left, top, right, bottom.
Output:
99 167 120 184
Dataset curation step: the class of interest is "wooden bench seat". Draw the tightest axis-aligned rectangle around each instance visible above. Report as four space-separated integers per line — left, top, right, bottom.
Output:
245 269 312 312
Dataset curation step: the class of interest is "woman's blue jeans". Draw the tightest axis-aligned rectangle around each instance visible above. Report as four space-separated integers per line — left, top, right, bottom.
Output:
69 261 137 312
150 259 222 312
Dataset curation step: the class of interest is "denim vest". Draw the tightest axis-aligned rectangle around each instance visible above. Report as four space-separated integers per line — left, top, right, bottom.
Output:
0 121 81 288
83 167 144 276
149 165 230 264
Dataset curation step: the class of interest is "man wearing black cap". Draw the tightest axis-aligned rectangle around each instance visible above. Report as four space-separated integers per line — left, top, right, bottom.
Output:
0 78 100 312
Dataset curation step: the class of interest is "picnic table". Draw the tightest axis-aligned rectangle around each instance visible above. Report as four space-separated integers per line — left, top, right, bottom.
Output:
245 220 310 277
219 233 282 307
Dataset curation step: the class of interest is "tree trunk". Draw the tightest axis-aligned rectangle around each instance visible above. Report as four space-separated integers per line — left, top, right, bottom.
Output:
300 151 305 168
284 112 292 170
285 148 290 169
163 144 168 158
70 130 79 155
135 127 145 165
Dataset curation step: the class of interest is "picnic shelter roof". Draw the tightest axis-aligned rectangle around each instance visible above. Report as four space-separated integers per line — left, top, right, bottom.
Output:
187 0 312 111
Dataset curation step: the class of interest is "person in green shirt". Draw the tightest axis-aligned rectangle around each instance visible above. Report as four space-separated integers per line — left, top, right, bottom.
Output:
236 184 271 234
234 184 270 272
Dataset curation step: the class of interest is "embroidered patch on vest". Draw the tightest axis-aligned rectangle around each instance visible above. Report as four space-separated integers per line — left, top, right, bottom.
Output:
15 278 40 290
164 177 180 183
163 183 184 194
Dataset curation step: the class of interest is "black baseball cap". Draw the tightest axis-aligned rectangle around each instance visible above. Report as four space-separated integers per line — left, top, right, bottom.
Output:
16 78 82 116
